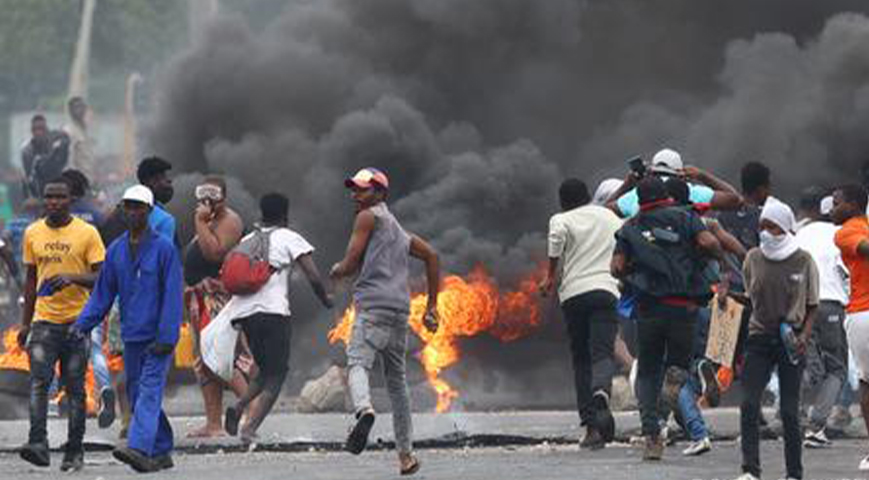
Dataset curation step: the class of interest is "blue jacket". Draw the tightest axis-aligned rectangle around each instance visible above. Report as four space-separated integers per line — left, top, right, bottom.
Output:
150 204 176 242
75 228 183 345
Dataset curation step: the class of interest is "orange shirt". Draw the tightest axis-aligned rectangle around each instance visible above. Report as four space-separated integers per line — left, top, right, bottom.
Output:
835 216 869 313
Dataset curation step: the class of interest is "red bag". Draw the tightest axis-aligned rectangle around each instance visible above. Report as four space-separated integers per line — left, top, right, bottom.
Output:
220 228 273 295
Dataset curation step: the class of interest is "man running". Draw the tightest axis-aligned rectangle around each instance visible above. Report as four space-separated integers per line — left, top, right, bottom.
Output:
330 167 440 476
73 185 183 472
18 177 105 472
223 193 334 442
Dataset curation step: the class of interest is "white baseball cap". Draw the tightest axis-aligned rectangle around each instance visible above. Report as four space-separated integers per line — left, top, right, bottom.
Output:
122 185 154 207
650 148 683 175
820 195 834 216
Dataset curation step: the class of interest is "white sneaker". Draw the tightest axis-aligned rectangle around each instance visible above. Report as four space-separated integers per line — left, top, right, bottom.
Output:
803 428 831 449
682 437 712 456
859 454 869 471
732 473 760 480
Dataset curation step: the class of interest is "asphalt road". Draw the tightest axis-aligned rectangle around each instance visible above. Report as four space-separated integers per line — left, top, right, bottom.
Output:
3 440 869 480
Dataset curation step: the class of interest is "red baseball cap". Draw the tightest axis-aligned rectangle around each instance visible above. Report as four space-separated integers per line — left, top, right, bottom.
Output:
344 168 389 190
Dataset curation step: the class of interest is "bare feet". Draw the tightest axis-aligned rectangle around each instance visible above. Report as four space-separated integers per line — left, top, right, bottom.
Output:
186 425 228 438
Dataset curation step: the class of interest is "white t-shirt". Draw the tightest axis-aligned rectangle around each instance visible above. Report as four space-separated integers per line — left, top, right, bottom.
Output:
794 221 850 306
548 204 622 302
220 227 314 319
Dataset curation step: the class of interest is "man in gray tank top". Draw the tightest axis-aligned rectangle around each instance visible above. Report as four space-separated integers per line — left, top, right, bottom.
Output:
330 167 440 476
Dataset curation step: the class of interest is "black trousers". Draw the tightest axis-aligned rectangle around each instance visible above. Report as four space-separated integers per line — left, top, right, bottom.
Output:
561 290 618 426
635 302 696 436
740 334 804 479
28 322 89 451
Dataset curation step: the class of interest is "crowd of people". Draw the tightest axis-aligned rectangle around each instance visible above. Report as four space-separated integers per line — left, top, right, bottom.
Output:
541 149 869 480
5 115 869 479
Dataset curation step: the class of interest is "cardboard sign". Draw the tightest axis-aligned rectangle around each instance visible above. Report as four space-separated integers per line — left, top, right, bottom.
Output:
705 297 744 368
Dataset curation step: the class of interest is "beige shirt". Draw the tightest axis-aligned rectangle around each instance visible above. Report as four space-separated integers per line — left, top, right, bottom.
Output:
743 248 820 336
548 204 622 302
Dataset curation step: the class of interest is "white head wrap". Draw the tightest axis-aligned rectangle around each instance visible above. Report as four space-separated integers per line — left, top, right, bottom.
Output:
759 197 799 261
592 178 624 206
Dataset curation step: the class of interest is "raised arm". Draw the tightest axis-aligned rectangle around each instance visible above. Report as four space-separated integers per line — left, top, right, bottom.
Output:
195 208 243 262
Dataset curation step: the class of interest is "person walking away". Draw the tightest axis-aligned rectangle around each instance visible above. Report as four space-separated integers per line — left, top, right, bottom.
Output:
73 186 183 472
222 193 333 442
735 197 818 480
183 176 251 438
795 191 848 449
830 184 869 470
611 177 722 461
17 177 105 472
539 178 622 449
330 167 440 475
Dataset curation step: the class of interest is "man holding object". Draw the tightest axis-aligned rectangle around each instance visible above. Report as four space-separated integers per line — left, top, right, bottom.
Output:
331 167 440 476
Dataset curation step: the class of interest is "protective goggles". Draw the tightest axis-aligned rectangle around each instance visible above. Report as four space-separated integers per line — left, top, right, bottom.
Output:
195 184 223 202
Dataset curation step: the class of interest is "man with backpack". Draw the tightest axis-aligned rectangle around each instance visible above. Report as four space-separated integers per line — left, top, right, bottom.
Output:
221 193 334 442
611 176 723 461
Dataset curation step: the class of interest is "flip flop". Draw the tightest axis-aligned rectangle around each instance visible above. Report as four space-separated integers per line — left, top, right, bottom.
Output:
345 410 375 455
400 456 421 476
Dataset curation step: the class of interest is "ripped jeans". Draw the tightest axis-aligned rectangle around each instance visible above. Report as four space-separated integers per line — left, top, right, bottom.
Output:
346 308 412 454
27 321 89 451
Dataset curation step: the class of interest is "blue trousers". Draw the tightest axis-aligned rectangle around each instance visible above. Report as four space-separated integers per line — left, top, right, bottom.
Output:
124 341 174 457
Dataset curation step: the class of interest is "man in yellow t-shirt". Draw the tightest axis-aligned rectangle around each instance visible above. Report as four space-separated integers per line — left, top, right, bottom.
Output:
18 177 104 472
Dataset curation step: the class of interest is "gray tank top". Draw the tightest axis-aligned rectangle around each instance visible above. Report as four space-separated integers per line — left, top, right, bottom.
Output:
353 203 411 313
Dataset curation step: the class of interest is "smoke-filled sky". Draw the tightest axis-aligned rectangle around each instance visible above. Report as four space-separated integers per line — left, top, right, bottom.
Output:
145 0 869 400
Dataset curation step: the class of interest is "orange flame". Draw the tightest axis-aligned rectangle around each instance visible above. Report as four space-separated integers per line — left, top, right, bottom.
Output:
0 326 100 414
329 265 545 413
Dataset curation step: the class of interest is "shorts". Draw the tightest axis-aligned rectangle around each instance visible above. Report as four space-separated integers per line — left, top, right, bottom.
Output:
844 310 869 382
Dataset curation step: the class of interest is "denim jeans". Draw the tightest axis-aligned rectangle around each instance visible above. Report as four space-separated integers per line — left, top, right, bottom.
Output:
90 322 111 392
27 321 89 451
347 308 413 453
561 290 619 427
635 302 697 436
740 334 804 480
677 307 711 441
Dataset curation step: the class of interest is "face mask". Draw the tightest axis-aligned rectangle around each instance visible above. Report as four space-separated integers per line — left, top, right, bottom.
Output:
759 229 798 261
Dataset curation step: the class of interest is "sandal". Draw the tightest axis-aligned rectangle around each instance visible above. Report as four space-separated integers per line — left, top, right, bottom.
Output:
400 456 421 476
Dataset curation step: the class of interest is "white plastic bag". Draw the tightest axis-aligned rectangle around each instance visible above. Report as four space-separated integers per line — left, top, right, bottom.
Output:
200 307 238 383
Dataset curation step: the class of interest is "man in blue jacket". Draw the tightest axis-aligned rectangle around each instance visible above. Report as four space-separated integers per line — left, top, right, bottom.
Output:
73 185 183 472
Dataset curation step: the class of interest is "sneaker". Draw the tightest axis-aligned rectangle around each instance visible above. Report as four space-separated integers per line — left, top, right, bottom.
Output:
60 450 84 472
224 405 242 437
642 435 664 461
591 390 615 443
153 454 174 470
859 453 869 471
681 437 712 456
113 446 157 473
698 360 720 407
804 428 832 449
579 427 605 451
733 474 760 480
98 387 116 429
19 442 50 467
346 408 376 455
661 366 688 411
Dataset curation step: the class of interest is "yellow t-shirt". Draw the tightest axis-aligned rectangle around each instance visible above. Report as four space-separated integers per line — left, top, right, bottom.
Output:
23 217 106 324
